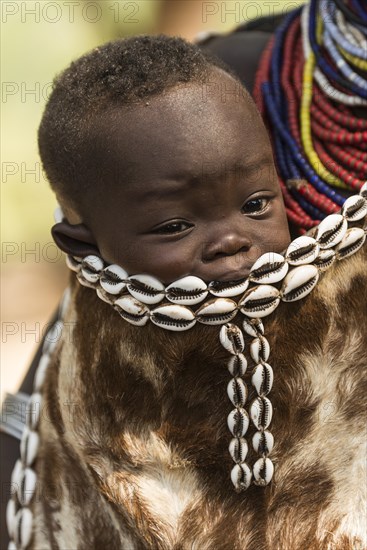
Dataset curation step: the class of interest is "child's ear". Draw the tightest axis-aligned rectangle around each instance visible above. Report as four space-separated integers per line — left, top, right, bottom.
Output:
51 221 100 258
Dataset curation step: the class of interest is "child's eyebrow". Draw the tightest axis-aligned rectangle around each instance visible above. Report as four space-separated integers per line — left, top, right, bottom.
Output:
136 155 274 200
135 178 198 201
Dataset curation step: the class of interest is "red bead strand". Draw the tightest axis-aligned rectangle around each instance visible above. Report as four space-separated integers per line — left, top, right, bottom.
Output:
313 139 364 190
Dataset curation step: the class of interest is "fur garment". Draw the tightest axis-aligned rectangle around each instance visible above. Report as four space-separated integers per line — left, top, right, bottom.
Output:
32 244 367 550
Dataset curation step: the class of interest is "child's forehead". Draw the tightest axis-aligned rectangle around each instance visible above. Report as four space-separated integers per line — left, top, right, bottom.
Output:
98 67 256 127
94 74 264 163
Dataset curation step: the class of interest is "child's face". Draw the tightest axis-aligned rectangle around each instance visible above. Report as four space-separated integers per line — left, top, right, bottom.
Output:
81 68 290 284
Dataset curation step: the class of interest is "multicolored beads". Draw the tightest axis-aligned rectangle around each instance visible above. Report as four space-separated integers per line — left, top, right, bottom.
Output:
254 0 367 231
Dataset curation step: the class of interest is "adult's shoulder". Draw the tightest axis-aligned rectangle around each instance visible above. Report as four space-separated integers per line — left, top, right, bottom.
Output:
196 12 287 92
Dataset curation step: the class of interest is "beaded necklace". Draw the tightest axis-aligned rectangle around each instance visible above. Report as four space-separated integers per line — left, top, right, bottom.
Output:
6 186 367 548
334 0 367 26
322 0 367 60
254 0 367 232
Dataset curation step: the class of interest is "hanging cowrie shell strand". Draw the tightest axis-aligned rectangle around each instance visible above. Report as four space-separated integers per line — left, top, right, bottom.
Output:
220 323 252 491
248 328 275 486
51 188 366 496
220 319 275 489
6 287 71 549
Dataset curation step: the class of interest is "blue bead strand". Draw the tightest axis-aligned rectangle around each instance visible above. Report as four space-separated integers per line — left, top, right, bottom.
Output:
309 0 367 98
323 29 367 92
320 0 367 60
270 8 302 111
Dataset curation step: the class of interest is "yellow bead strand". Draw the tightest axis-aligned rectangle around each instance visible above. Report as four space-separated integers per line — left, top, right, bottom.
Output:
338 46 367 72
300 14 348 190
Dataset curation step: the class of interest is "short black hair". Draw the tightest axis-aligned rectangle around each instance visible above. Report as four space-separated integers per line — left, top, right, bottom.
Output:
38 34 246 216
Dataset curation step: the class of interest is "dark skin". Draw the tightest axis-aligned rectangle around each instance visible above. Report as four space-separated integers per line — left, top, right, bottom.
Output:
52 67 290 284
3 36 288 548
0 30 294 548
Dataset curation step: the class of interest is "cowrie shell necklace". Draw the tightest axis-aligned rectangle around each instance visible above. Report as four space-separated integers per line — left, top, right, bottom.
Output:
66 185 367 491
6 185 367 548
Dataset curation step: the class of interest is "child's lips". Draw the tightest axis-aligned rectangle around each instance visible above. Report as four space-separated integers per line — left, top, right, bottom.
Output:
212 271 250 283
200 267 251 284
199 257 256 283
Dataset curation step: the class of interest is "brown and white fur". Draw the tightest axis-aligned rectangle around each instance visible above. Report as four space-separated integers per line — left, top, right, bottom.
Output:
32 243 367 550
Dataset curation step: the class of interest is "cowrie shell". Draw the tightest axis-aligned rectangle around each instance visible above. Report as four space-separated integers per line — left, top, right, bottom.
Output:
227 354 247 377
53 205 63 223
252 430 274 455
25 393 42 431
360 181 367 199
250 396 273 430
229 437 248 464
250 336 270 363
227 378 248 407
151 304 196 331
59 286 71 318
196 298 237 325
285 236 319 266
42 321 63 355
33 353 50 392
208 278 249 298
65 255 81 272
20 427 39 467
242 318 264 338
14 508 33 548
341 195 367 221
249 252 288 284
335 227 366 260
11 459 23 494
220 323 245 355
81 255 104 283
17 467 37 506
114 295 149 326
227 407 249 437
230 463 252 491
281 265 319 302
166 276 208 305
253 457 274 486
313 248 336 271
100 264 128 295
6 498 17 540
240 285 280 318
252 363 274 396
315 214 347 249
96 287 116 305
77 272 97 289
127 274 165 305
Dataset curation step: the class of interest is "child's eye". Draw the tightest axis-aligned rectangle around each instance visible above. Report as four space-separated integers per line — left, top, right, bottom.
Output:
154 221 193 234
242 197 269 215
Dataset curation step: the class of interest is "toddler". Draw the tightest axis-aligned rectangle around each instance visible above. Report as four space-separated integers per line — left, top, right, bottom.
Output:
6 34 366 549
40 36 291 283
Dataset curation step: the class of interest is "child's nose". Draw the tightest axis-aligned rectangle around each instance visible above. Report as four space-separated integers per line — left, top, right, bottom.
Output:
202 223 252 262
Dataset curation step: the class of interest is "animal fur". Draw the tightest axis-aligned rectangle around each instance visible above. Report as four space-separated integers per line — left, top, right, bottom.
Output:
31 243 367 549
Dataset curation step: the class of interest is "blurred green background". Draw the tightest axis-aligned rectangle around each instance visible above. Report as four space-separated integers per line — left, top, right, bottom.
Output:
1 0 304 400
